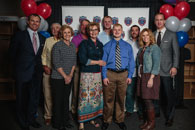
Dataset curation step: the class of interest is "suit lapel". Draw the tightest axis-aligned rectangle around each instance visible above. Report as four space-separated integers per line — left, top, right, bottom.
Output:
161 30 168 43
25 30 36 55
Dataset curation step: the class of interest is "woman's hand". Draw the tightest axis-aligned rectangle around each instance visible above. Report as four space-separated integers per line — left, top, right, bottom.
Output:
147 78 153 88
98 60 106 66
64 75 72 84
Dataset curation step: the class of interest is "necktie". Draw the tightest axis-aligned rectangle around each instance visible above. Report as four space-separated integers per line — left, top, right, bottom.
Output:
33 32 37 54
115 41 121 70
157 31 161 46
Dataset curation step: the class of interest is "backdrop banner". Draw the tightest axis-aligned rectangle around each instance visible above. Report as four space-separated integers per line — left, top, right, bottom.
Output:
108 8 149 40
62 6 104 36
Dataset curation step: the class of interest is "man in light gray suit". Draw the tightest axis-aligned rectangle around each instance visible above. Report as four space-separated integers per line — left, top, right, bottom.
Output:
154 13 179 127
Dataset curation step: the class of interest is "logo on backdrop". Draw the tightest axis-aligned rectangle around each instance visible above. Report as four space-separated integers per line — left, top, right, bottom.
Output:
124 17 132 26
74 30 78 36
65 16 73 25
79 16 87 23
112 17 119 25
138 17 146 26
93 16 101 23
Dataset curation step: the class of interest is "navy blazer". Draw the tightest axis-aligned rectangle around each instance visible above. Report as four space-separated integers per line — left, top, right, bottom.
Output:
10 30 45 81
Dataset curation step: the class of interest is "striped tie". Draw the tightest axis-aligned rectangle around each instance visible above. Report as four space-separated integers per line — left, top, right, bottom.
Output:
115 41 121 70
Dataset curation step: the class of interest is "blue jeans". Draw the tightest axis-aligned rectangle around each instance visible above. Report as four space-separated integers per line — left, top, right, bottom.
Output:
125 77 137 113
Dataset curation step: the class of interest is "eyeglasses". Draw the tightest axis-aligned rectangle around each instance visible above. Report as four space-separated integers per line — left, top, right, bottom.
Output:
89 29 98 32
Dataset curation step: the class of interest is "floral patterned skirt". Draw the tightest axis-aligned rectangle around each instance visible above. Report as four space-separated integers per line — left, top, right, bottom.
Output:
77 72 103 123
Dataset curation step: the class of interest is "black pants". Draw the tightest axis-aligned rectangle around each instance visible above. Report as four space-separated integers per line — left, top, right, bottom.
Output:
160 76 176 120
16 76 41 128
51 78 72 129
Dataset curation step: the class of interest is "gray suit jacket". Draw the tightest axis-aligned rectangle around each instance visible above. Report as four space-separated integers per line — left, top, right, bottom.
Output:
154 29 179 76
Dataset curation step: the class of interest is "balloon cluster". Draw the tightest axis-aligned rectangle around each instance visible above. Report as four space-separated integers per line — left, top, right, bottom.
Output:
18 0 52 38
160 0 191 47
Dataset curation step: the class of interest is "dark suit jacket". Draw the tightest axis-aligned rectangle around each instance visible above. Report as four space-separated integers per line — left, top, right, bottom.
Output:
154 29 179 76
10 30 45 82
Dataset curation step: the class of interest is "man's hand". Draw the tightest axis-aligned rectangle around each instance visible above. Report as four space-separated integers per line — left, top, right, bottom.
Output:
126 78 132 85
43 66 51 75
170 67 177 77
103 78 110 86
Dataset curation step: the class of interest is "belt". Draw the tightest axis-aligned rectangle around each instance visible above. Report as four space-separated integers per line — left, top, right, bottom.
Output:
107 68 127 73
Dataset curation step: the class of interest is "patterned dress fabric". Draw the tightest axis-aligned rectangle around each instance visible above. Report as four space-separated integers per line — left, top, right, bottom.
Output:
78 72 103 123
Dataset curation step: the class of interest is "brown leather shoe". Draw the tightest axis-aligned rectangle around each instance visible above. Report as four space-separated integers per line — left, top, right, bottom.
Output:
45 119 51 126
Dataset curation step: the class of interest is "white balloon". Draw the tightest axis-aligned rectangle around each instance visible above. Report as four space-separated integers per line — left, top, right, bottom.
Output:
165 16 180 32
17 17 27 31
177 18 192 32
42 20 49 31
38 15 46 31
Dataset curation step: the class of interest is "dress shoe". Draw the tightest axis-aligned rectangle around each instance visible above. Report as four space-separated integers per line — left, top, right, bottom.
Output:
58 128 66 130
101 122 109 130
30 121 42 128
65 123 74 128
117 122 127 130
45 119 51 125
21 126 29 130
125 111 132 118
155 113 160 118
165 119 173 127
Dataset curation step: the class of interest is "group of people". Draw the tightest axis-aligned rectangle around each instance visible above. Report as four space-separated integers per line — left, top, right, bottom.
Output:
10 12 179 130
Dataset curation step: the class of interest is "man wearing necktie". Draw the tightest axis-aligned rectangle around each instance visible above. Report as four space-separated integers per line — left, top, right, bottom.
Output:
153 13 179 127
102 24 135 130
10 14 45 130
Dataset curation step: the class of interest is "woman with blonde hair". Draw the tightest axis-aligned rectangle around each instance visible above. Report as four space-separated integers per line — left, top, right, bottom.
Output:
136 28 161 130
51 25 76 130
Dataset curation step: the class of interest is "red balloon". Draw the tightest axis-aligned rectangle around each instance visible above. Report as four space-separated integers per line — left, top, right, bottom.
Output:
174 1 190 20
37 3 52 19
160 4 174 19
21 0 37 16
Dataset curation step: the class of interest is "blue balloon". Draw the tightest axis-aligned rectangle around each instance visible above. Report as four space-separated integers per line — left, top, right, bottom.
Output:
176 31 189 47
39 31 51 38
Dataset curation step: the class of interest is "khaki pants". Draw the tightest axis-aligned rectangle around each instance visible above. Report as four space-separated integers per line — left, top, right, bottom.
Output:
71 66 80 114
43 72 52 119
103 70 128 123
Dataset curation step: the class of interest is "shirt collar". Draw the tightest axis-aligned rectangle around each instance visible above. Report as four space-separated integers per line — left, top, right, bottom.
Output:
157 27 166 34
27 27 38 34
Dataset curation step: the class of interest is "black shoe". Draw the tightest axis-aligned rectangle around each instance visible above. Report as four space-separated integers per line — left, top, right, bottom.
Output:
65 123 74 128
58 128 66 130
30 121 42 128
117 122 127 130
21 126 29 130
165 119 173 127
125 111 132 118
101 122 109 130
155 113 160 118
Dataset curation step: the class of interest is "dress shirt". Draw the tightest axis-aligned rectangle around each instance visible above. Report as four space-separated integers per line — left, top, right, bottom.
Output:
71 33 84 48
98 31 112 46
126 37 139 77
155 27 166 41
102 38 135 79
27 27 40 50
41 36 60 68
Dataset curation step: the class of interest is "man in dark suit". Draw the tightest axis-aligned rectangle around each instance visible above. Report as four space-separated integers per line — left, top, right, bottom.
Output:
154 13 179 127
10 14 45 130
